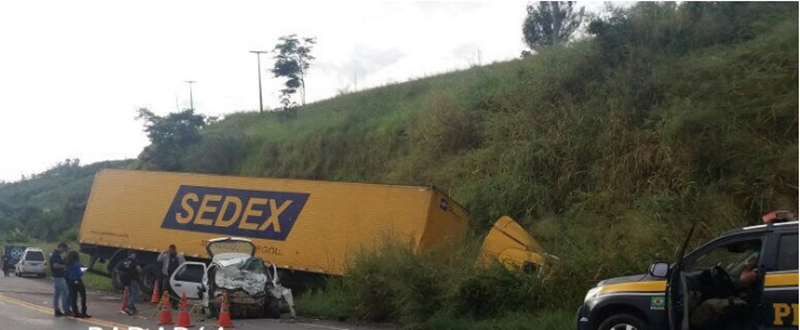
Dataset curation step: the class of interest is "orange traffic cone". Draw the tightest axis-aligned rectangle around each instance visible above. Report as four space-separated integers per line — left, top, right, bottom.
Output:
157 291 173 325
217 291 233 328
150 279 161 304
119 287 129 314
176 292 193 327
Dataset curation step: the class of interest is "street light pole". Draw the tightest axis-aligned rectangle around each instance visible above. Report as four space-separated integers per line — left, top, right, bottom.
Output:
249 50 268 113
185 80 196 111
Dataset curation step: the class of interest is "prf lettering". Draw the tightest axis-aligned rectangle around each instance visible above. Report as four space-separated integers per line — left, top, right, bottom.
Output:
773 303 799 326
175 193 292 232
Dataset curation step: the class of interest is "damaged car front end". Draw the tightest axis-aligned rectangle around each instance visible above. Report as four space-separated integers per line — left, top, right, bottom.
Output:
170 237 295 319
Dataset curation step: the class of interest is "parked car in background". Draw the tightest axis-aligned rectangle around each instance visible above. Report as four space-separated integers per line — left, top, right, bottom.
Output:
15 247 46 277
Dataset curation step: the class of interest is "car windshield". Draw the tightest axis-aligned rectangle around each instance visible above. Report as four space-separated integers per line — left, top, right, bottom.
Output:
685 239 761 275
238 256 267 273
26 251 44 261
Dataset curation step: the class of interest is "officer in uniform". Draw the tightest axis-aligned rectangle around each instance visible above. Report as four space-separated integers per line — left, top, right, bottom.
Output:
691 258 759 330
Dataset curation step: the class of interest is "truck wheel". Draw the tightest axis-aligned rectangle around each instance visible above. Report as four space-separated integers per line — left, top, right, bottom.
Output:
230 305 241 319
597 314 648 330
263 296 281 319
141 264 160 295
111 261 124 290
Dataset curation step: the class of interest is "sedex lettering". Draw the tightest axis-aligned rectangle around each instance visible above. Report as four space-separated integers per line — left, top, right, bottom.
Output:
162 185 310 241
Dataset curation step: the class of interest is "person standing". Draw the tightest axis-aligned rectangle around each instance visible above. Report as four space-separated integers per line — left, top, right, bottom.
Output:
49 243 70 317
2 254 10 277
156 244 185 294
115 250 142 315
64 251 91 319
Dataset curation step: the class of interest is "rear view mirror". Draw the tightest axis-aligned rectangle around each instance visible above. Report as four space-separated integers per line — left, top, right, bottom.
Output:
649 262 670 278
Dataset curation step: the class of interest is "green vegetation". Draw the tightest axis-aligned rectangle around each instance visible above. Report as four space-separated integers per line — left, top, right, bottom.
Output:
177 2 796 327
0 2 795 329
136 108 212 171
522 1 585 54
0 159 133 242
271 34 317 108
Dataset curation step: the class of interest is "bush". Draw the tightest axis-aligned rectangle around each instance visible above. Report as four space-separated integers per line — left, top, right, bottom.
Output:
182 131 247 174
410 93 482 156
449 264 538 318
290 3 796 325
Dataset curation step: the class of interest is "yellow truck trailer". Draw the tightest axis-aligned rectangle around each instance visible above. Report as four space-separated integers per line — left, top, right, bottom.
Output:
79 169 470 292
79 169 546 294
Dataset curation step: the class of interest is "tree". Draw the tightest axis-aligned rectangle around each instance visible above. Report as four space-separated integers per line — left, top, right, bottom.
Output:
522 1 585 53
271 35 316 109
136 108 210 171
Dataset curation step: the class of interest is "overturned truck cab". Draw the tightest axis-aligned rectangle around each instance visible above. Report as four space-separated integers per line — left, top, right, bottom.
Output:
170 237 295 319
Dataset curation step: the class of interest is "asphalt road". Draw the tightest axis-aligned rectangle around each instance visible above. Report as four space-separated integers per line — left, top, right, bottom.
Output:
0 295 103 330
0 273 388 330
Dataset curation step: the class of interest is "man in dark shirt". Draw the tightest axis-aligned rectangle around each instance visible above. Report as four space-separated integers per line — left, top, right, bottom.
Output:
115 250 142 315
2 255 10 277
49 243 69 316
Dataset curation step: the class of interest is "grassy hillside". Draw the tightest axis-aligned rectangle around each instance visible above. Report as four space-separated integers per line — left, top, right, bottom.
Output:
0 159 134 242
0 2 795 329
178 2 797 234
167 2 797 327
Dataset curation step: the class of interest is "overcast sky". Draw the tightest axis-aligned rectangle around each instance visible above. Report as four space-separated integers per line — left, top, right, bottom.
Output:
0 1 608 182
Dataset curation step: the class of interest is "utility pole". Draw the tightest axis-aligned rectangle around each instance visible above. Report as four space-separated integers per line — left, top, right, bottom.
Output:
249 50 268 113
185 80 196 110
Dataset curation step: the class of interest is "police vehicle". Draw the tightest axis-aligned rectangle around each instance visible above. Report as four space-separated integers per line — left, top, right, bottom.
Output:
577 211 798 330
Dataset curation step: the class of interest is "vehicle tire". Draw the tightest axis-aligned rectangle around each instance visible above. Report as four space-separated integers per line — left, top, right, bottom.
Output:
209 300 220 319
230 305 241 319
111 261 125 290
597 313 648 330
140 264 160 295
263 296 281 319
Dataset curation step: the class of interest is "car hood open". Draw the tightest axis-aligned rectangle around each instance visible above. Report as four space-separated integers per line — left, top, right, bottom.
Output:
206 237 255 263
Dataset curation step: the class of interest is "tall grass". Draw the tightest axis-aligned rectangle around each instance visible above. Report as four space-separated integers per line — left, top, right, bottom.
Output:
184 2 796 229
173 2 797 328
296 238 550 325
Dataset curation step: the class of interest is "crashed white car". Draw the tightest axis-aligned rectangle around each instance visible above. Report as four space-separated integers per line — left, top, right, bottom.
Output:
169 237 295 319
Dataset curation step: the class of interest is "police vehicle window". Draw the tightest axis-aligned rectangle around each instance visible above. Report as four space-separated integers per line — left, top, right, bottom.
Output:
175 264 204 282
685 239 761 273
26 251 44 261
777 234 798 271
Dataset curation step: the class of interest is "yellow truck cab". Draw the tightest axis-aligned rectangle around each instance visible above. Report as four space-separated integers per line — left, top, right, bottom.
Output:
577 212 798 330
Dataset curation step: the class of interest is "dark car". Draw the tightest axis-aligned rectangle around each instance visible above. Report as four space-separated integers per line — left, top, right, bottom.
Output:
577 214 798 330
